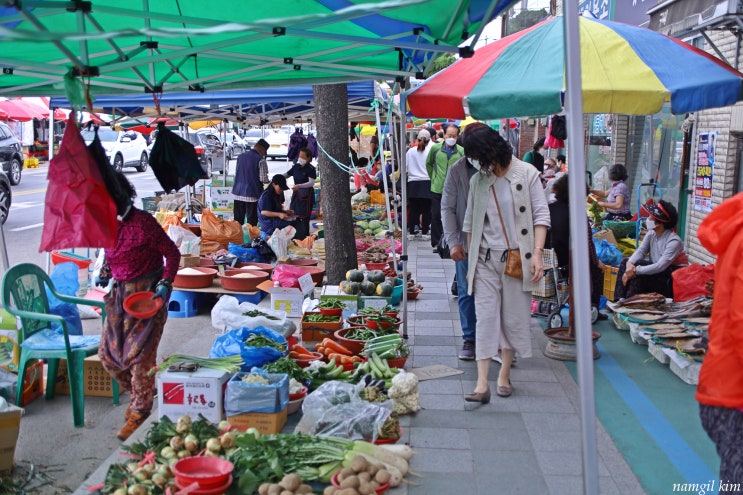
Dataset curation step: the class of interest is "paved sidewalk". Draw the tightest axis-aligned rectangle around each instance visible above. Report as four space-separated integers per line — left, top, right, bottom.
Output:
399 238 644 495
70 236 644 495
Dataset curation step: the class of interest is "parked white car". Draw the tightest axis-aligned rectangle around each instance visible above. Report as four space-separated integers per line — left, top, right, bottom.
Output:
81 128 149 172
265 131 290 160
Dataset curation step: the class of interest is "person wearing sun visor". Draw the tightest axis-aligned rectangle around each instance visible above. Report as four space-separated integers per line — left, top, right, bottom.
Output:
613 199 689 300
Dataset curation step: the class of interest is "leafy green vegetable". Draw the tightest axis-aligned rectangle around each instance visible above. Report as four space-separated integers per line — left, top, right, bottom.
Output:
245 334 288 352
316 298 346 309
261 357 309 382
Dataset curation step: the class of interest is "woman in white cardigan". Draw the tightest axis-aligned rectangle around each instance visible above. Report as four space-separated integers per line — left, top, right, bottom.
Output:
462 126 551 402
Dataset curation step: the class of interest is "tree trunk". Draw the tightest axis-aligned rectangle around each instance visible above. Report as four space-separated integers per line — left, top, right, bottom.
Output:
314 84 356 284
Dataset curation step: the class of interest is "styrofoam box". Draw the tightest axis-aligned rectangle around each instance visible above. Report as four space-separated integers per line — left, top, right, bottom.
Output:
669 356 702 385
157 367 231 424
648 341 670 364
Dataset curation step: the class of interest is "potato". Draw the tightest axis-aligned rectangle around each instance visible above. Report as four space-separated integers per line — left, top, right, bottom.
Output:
297 484 314 494
367 464 379 477
337 489 360 495
338 467 355 481
280 491 294 495
258 483 271 495
358 481 376 495
357 472 371 483
323 487 337 495
375 468 391 485
349 455 369 473
268 484 282 495
340 474 360 490
280 473 303 492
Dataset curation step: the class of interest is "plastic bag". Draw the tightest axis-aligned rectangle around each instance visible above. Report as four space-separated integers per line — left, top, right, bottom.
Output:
46 262 83 336
672 263 715 302
209 326 286 371
167 225 201 257
21 329 100 350
210 296 296 338
148 123 207 192
251 237 276 261
228 243 266 263
161 214 184 233
294 381 392 441
200 209 244 249
272 263 308 289
268 225 296 259
594 239 623 267
224 372 289 415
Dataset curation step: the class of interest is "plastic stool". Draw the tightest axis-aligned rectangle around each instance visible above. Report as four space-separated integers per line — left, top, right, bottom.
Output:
168 290 202 318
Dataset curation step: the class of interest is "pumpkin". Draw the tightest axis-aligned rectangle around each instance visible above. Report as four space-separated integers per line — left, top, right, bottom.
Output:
360 279 377 296
367 270 386 284
340 280 362 295
345 269 365 283
376 282 394 297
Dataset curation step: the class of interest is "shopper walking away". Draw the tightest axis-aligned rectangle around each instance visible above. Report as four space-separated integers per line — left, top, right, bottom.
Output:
522 137 546 173
426 124 464 252
284 147 317 241
442 122 486 360
96 171 181 441
232 139 269 227
406 129 434 239
696 193 743 487
462 126 549 403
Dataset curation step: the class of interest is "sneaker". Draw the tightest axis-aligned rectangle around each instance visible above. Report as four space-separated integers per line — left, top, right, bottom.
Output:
117 410 150 441
458 340 475 360
421 234 431 241
432 247 439 253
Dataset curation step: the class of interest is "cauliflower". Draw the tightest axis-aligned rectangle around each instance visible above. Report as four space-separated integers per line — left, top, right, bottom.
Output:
388 371 420 414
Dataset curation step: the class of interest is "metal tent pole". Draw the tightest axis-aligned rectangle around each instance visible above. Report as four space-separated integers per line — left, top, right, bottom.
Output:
563 7 600 494
374 101 397 277
398 90 409 340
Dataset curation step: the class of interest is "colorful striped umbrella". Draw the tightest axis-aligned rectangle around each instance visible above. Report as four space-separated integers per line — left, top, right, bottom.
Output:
407 16 743 119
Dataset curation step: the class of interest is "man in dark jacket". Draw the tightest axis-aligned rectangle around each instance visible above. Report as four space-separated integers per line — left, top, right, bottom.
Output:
232 138 269 226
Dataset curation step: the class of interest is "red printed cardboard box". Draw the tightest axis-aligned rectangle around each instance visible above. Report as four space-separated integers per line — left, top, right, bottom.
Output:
156 367 231 424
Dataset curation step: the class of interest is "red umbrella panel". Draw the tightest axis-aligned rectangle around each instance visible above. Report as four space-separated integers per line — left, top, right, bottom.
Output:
0 99 49 121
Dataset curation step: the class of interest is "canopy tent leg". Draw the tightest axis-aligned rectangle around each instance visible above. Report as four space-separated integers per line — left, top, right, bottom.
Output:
0 224 8 272
374 99 397 277
396 89 409 340
563 7 600 495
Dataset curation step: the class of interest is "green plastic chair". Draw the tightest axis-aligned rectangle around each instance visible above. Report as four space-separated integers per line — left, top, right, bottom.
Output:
0 263 119 427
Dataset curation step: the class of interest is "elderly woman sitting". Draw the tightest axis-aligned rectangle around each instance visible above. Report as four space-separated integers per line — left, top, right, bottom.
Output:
614 200 688 300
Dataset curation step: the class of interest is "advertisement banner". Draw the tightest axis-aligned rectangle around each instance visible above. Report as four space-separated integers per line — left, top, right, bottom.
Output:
693 131 716 212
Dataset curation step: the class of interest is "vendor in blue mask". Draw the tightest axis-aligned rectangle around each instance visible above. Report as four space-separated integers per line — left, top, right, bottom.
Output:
283 147 317 240
614 200 689 300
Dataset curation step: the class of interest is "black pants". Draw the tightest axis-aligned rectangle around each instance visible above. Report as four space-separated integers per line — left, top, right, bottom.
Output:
700 404 743 488
292 216 311 241
430 193 443 248
408 198 431 235
234 200 258 227
614 258 679 300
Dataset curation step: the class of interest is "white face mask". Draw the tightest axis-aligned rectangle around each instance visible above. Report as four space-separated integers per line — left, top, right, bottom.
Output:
445 138 457 147
298 158 308 166
645 218 656 230
469 158 480 170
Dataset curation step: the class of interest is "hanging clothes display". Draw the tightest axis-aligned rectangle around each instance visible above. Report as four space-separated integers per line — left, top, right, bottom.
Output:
148 123 207 192
39 114 118 251
544 115 566 149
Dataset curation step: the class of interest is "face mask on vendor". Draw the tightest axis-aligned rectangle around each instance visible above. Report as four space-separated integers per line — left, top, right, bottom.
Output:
645 218 657 230
298 158 308 166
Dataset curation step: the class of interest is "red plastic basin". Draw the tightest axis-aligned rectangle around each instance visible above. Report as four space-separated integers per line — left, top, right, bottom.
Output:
172 456 234 490
123 291 162 319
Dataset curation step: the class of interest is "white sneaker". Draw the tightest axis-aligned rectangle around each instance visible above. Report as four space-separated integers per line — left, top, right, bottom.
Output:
421 234 431 241
492 355 517 365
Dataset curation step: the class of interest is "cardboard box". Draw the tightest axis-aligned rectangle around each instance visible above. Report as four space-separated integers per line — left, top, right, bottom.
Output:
593 229 617 246
257 274 314 318
179 254 200 267
0 404 22 471
301 312 343 343
224 372 289 415
157 367 231 424
227 407 287 435
55 355 116 398
0 360 42 406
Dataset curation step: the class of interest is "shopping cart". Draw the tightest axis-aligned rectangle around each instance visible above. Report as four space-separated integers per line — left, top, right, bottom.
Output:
538 266 601 329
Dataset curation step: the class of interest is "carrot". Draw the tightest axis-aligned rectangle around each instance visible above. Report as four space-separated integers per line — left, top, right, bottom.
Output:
328 353 355 365
292 344 315 357
314 342 323 352
288 351 304 360
322 339 353 356
316 346 326 356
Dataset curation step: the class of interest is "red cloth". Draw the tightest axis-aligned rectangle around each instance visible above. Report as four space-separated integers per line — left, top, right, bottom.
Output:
696 192 743 409
39 114 118 251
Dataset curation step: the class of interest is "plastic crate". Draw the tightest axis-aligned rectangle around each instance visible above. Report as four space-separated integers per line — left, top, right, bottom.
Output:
603 265 619 301
142 196 160 212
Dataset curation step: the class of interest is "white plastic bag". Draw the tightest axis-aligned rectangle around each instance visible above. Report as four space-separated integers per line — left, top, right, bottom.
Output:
210 295 296 337
268 225 296 259
167 224 201 257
